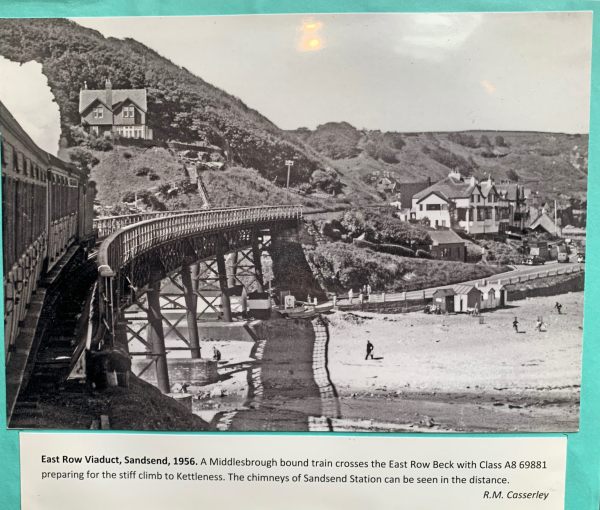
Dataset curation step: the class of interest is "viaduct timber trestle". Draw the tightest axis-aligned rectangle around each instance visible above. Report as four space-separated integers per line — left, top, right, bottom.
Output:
93 205 303 393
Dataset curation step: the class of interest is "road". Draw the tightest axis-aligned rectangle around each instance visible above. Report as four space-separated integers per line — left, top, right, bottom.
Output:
332 260 583 305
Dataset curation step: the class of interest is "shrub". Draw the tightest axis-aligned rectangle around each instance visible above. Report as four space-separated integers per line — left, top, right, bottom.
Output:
148 172 160 181
135 167 151 177
341 208 431 246
121 190 166 211
158 183 171 194
69 125 89 146
306 242 508 293
352 238 377 250
297 182 313 195
69 148 99 173
310 168 342 195
88 136 113 151
416 249 432 259
378 243 415 257
123 151 133 159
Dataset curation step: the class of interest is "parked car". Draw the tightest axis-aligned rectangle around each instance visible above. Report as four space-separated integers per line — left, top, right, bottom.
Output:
524 255 546 265
577 254 585 263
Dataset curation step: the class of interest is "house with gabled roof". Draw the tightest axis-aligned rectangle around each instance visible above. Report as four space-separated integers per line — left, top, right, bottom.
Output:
410 170 513 235
79 79 153 140
495 181 528 230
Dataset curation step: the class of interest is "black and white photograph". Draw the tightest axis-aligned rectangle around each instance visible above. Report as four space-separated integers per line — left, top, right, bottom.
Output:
0 12 590 432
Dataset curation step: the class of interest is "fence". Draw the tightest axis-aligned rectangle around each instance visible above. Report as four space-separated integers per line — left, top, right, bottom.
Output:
494 264 584 286
329 264 585 313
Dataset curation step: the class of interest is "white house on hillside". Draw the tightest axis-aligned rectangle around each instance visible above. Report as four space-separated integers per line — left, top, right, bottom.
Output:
409 171 519 235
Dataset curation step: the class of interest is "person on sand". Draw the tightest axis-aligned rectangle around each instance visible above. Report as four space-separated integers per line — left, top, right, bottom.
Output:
513 317 519 333
555 302 563 315
535 319 543 332
365 340 374 360
212 346 222 362
348 288 354 304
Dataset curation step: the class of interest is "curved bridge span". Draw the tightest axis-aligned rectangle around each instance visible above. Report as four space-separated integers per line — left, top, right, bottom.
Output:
90 205 307 393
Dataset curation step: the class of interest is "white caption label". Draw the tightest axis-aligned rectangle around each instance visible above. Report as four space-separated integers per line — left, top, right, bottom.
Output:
21 433 566 510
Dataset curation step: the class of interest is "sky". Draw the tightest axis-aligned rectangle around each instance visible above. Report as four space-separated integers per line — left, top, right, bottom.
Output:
74 12 593 133
0 12 593 154
0 57 61 154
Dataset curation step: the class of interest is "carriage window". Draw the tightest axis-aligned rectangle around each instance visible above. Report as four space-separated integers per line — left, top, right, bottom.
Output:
1 142 11 167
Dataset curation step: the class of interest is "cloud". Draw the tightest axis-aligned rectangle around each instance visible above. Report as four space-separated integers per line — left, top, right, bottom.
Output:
394 13 483 61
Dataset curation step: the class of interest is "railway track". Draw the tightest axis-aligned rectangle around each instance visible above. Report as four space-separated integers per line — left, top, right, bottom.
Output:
10 254 98 428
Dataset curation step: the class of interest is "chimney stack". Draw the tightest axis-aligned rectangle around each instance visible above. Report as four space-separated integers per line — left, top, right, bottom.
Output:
105 78 113 108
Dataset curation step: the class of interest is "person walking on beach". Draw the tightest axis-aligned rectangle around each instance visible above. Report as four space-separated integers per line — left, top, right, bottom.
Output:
365 340 374 360
213 346 222 362
555 302 563 315
513 317 519 333
348 288 354 304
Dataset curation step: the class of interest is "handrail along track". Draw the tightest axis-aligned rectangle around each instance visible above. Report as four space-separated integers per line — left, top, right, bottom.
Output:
95 205 303 351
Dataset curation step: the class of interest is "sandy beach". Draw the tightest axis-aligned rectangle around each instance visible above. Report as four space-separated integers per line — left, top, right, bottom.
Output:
326 292 582 431
184 292 582 432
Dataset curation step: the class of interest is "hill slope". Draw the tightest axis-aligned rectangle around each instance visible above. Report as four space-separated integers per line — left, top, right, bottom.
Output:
0 18 374 202
291 123 589 201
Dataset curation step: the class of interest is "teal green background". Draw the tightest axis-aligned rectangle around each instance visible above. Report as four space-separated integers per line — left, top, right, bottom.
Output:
0 1 598 509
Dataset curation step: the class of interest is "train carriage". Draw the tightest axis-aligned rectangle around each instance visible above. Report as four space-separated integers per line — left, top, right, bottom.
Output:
1 100 94 360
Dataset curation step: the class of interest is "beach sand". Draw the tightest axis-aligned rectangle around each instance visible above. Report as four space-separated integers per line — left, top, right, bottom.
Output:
327 292 582 431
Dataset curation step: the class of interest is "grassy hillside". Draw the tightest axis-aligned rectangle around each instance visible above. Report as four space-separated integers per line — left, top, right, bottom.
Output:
291 123 589 201
0 20 322 190
83 144 344 213
306 242 508 293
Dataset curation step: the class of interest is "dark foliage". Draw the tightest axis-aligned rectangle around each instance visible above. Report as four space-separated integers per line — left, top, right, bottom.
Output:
341 208 431 247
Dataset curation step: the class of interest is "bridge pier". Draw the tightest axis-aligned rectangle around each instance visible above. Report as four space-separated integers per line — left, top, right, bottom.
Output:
216 239 232 322
227 252 238 289
251 231 265 293
181 263 201 359
269 226 325 301
146 277 170 393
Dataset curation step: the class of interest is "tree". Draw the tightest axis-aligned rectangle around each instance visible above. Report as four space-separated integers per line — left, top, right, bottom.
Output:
479 135 492 148
506 169 519 182
310 169 342 195
69 148 99 174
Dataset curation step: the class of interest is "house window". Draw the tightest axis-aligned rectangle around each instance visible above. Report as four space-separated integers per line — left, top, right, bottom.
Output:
441 248 451 258
419 204 423 211
426 204 442 211
93 107 103 119
123 106 135 118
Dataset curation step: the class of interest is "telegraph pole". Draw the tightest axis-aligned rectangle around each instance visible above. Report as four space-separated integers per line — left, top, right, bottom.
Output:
285 159 294 189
